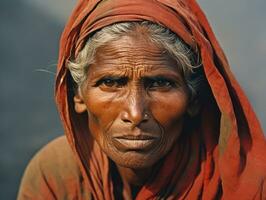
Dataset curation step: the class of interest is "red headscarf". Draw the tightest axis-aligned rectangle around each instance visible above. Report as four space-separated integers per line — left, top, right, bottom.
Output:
55 0 266 199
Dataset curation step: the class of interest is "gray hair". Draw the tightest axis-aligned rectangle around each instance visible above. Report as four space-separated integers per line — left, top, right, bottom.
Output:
67 21 204 99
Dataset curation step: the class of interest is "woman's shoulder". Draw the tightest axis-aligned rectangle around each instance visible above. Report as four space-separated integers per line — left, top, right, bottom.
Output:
17 136 91 199
24 136 79 175
32 136 77 168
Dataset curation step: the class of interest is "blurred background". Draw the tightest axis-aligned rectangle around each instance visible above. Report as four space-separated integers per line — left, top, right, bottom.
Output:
0 0 265 199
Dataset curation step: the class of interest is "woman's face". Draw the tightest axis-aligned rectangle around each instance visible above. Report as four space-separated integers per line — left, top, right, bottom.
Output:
74 31 190 169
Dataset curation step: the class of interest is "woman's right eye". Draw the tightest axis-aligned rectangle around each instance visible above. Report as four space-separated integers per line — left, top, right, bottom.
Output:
101 78 116 87
95 77 128 89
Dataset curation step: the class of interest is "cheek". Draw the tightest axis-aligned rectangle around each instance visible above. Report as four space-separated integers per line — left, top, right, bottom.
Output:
151 91 189 127
84 89 120 128
150 92 188 155
85 101 117 151
83 89 124 148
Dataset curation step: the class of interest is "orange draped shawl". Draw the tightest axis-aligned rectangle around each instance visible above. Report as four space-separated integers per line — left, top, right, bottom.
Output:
20 0 266 199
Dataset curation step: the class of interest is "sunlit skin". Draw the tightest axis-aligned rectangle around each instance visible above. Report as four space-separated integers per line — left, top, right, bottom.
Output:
74 27 190 195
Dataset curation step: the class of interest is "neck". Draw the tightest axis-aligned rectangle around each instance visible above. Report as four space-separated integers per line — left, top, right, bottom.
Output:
116 165 153 199
118 165 152 186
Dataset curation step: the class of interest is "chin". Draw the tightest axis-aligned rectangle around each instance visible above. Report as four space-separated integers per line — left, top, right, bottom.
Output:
108 150 160 169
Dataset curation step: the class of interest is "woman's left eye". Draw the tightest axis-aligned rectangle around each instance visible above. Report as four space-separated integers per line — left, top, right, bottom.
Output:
145 77 175 90
152 80 172 87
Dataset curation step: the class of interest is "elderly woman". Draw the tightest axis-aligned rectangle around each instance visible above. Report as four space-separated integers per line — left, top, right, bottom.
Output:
18 0 266 199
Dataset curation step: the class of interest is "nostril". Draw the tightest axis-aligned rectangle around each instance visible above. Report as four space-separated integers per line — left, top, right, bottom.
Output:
143 113 149 122
122 119 132 123
121 111 150 124
122 115 149 124
142 118 149 123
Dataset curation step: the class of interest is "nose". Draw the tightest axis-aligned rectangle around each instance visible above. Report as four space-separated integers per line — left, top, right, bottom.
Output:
121 89 149 126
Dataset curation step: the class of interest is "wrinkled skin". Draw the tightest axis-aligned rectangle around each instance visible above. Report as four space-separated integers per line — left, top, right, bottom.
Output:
74 28 190 187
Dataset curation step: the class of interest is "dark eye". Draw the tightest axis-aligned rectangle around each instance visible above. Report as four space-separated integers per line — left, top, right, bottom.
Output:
151 79 172 87
101 78 116 87
95 77 127 89
145 77 175 90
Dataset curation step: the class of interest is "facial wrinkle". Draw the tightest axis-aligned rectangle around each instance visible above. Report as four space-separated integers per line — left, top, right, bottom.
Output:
100 46 169 64
92 34 184 86
95 37 178 79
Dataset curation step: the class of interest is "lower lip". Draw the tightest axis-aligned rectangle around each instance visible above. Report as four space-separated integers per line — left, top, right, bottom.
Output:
113 138 158 151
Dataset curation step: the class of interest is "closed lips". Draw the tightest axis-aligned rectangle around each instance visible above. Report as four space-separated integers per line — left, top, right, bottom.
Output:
113 135 159 150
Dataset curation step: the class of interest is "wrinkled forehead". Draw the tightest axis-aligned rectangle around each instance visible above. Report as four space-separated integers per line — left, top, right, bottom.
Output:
92 33 180 71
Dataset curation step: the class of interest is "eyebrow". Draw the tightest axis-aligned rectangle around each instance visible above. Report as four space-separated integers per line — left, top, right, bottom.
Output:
90 64 182 76
91 69 182 78
89 69 183 84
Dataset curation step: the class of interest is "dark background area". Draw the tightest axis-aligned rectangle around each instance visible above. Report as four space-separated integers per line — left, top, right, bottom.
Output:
0 0 265 199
